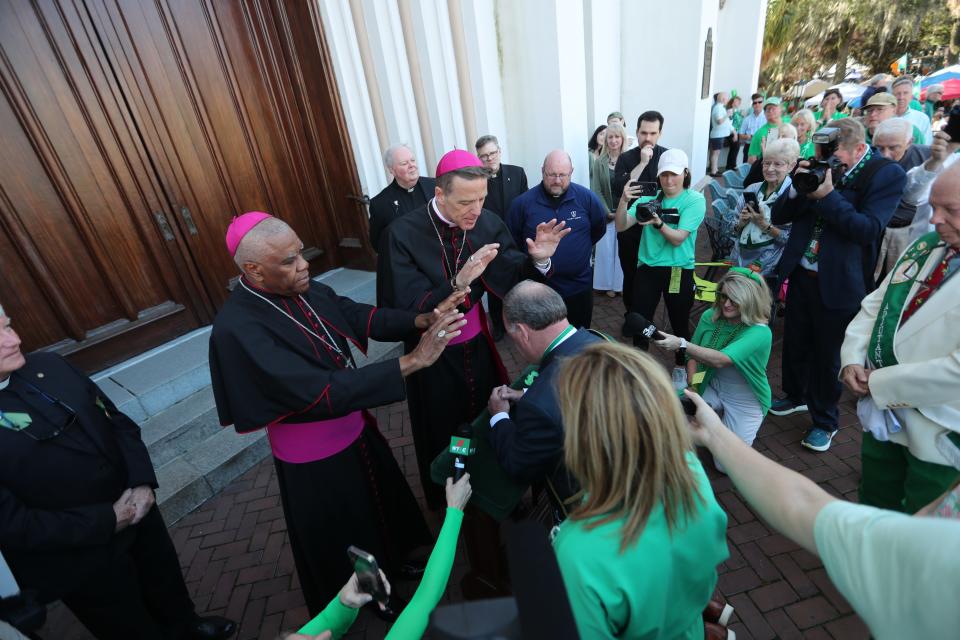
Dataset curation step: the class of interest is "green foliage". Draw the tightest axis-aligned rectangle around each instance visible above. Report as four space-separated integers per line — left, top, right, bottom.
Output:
761 0 954 91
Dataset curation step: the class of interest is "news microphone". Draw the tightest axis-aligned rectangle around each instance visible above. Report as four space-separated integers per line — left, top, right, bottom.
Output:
449 422 475 481
623 312 666 340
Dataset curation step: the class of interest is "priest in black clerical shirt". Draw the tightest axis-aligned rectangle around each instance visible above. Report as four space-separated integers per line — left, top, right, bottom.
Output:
475 134 528 340
368 144 436 251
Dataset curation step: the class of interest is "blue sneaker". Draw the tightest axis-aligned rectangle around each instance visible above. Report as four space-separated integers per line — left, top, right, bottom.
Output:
802 428 836 452
770 397 809 416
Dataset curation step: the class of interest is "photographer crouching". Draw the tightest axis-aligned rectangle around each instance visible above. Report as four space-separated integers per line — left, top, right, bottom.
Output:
770 118 905 453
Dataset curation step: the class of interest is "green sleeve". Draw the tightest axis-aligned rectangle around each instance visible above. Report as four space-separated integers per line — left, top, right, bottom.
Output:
747 126 765 157
720 324 773 414
386 507 465 640
678 192 706 232
297 596 360 638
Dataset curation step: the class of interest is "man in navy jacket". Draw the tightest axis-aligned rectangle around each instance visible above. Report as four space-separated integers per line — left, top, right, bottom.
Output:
507 150 606 328
486 281 602 513
770 118 906 453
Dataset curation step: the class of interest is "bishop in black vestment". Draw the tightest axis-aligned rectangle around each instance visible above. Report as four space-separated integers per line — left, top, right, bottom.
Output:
209 212 465 613
379 150 569 508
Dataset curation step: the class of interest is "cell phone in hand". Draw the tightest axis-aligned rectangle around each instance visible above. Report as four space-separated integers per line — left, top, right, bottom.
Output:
629 181 659 197
347 546 390 608
742 191 759 210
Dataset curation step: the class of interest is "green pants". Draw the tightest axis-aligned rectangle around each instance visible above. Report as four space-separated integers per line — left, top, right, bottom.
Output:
859 432 960 514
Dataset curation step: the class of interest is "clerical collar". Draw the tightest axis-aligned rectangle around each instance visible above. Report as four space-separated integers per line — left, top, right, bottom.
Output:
542 325 576 360
430 198 457 228
396 179 417 193
0 376 8 390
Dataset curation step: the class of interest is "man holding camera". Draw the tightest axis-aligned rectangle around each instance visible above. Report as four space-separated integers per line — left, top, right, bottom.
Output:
770 118 906 453
611 111 668 318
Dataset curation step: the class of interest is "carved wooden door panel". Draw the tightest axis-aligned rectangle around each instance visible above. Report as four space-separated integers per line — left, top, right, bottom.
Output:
85 0 372 307
0 0 205 371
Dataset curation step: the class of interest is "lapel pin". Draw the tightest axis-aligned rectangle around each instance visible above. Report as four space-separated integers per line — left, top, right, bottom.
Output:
37 373 44 378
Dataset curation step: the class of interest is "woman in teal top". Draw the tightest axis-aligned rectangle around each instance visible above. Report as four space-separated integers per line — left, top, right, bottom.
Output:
656 269 773 466
614 148 706 349
286 476 472 640
553 342 728 639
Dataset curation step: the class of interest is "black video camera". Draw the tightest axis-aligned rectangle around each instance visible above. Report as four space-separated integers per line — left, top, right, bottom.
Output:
792 127 845 195
635 199 680 223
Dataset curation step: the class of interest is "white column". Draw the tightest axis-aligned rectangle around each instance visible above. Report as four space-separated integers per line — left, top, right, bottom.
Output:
713 0 768 104
316 0 385 195
457 0 509 159
497 0 590 185
620 0 719 179
584 0 622 130
358 0 426 171
403 0 468 165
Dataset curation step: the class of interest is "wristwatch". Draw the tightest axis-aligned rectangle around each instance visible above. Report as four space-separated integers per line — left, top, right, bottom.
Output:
654 221 664 229
679 338 687 349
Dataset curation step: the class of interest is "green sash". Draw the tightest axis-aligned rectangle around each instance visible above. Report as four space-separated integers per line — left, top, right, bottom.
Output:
867 232 943 369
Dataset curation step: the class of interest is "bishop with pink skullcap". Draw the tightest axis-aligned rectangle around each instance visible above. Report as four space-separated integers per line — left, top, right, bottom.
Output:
377 147 571 511
210 206 474 611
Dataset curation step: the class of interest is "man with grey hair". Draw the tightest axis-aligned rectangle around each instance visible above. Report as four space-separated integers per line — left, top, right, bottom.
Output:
872 118 931 280
507 150 607 329
368 143 436 251
892 75 933 144
486 280 602 514
475 134 528 340
210 211 467 613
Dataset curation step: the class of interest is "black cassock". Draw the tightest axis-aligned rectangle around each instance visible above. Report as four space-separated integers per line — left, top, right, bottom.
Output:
209 280 430 614
380 202 548 508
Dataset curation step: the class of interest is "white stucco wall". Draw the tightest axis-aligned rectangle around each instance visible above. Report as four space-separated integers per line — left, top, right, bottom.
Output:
317 0 767 198
713 0 768 105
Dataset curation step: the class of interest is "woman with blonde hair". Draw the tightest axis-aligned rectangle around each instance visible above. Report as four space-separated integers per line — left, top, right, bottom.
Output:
590 121 627 296
656 268 773 456
791 108 817 158
553 342 728 639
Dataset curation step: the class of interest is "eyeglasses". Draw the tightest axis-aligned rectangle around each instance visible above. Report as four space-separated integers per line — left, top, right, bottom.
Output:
752 100 763 104
478 150 500 161
761 160 789 169
717 291 740 305
0 380 78 441
544 172 571 181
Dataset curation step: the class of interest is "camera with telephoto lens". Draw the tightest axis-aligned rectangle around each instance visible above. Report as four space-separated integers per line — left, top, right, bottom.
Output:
792 127 845 195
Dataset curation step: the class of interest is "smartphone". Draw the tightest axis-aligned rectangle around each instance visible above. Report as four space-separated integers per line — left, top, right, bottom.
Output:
680 396 697 416
629 180 659 197
742 191 759 210
347 546 390 607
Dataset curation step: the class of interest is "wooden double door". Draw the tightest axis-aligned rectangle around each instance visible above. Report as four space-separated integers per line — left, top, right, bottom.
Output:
0 0 371 372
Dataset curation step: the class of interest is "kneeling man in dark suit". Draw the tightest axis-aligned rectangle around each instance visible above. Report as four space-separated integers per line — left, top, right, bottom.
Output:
0 305 234 640
485 281 602 514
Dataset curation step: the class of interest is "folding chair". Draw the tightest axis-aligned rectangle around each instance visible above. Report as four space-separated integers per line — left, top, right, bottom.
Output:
722 169 744 189
711 199 731 220
737 163 751 179
706 180 726 202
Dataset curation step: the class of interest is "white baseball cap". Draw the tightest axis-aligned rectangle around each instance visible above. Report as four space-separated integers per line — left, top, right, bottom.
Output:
657 149 689 176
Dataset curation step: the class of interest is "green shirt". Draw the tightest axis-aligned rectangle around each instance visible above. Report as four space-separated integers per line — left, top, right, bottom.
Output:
814 110 847 130
747 117 790 158
690 313 773 414
299 507 465 639
814 501 960 640
554 453 728 639
629 189 705 269
798 138 815 159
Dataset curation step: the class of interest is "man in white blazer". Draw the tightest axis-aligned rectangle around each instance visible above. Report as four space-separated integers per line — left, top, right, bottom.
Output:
840 163 960 513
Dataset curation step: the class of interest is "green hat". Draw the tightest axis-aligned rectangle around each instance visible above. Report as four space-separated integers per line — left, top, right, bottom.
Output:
729 266 764 285
764 97 782 108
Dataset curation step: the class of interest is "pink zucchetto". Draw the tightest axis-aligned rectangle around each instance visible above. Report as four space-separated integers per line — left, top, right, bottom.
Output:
225 211 274 257
435 149 483 177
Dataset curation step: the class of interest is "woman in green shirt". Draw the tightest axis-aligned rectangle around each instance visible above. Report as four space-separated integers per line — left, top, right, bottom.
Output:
553 343 728 640
286 475 472 640
792 108 817 159
655 268 772 457
614 148 706 348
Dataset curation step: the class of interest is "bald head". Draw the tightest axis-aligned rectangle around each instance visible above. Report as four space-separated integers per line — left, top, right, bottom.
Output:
542 150 573 197
929 163 960 249
503 281 567 329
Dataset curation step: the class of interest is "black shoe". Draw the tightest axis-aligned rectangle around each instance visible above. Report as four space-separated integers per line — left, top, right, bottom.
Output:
492 324 505 342
189 616 236 640
769 397 809 416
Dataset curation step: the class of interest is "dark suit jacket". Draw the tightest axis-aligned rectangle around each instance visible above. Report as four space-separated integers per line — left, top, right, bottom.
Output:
484 163 528 219
368 177 437 250
772 156 906 310
487 328 602 502
0 353 157 601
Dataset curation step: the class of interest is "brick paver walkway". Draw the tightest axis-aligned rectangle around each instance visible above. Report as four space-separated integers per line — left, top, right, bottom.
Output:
43 292 871 640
